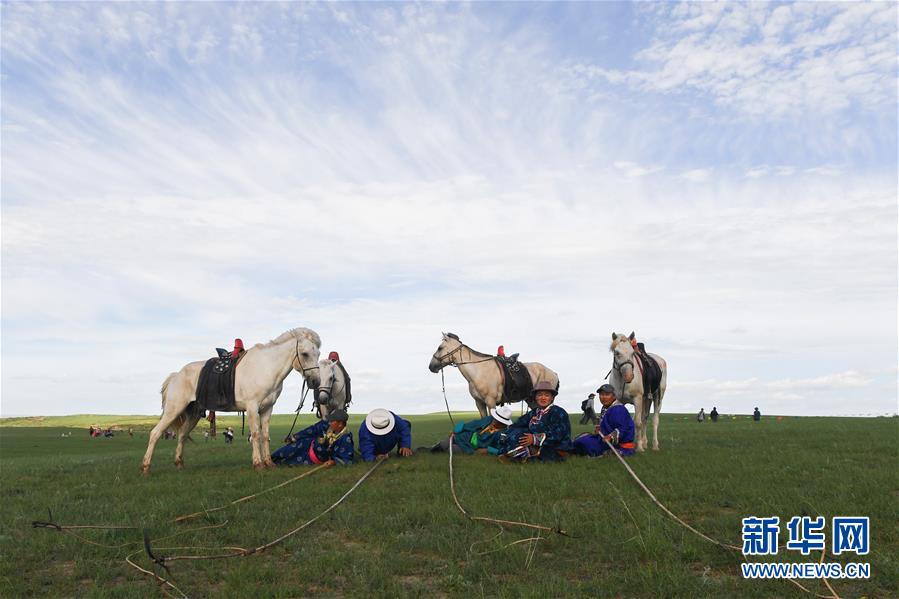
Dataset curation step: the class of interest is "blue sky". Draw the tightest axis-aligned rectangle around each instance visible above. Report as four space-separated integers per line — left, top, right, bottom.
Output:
2 1 896 417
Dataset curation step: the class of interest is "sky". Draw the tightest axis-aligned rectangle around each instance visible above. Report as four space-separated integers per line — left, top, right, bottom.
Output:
1 1 896 418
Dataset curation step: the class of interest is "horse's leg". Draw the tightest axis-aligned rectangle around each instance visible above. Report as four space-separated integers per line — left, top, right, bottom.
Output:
245 407 265 470
651 393 662 451
174 407 202 469
653 358 667 452
641 395 652 452
260 404 276 469
469 383 489 419
141 405 185 474
632 393 646 452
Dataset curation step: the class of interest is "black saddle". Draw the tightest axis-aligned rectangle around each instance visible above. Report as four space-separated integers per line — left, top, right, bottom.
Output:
636 349 662 398
195 349 240 411
496 356 533 404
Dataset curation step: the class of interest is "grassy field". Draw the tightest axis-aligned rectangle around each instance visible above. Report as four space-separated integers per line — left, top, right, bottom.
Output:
1 413 896 598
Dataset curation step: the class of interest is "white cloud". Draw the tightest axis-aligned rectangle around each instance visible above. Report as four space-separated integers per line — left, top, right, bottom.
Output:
680 168 711 182
573 2 897 118
613 161 663 179
1 2 896 418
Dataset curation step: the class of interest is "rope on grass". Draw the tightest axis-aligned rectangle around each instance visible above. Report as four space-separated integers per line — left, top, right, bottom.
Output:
601 438 839 599
440 369 455 427
33 507 231 550
448 437 569 537
125 548 188 599
143 459 383 565
173 463 328 522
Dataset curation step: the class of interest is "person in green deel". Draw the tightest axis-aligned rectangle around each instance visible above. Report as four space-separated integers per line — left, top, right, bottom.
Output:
431 405 514 455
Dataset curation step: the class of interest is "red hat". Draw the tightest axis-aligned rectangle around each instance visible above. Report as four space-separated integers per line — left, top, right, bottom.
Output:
234 338 244 349
328 351 340 362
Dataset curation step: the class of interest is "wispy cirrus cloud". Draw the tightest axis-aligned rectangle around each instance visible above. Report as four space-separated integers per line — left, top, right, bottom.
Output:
1 2 895 417
574 2 896 117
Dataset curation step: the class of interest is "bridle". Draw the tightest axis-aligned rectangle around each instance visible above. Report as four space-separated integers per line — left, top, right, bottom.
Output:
433 342 495 369
316 364 344 403
294 338 321 378
286 338 322 440
612 343 642 384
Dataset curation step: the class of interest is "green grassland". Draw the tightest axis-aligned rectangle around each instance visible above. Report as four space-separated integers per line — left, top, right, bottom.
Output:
1 413 896 598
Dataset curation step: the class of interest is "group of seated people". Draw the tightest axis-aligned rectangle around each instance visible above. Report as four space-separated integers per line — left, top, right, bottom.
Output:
433 381 635 461
271 382 636 466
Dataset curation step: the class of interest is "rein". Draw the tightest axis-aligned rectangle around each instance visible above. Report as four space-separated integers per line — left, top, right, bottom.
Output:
434 343 495 367
286 337 319 441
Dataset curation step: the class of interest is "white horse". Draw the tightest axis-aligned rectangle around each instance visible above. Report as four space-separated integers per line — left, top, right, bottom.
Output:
608 332 667 452
428 332 560 418
141 327 322 473
314 358 351 420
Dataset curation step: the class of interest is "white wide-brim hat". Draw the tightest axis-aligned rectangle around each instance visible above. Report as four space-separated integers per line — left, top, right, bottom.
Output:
365 408 395 436
490 405 514 426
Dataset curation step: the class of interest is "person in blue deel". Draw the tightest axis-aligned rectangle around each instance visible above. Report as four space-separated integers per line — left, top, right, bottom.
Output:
503 380 572 461
358 408 412 461
271 409 355 466
572 384 636 457
431 404 514 454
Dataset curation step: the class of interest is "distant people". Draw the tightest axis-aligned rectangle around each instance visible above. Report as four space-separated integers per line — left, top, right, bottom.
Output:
572 384 636 457
88 426 94 437
128 427 134 438
203 430 210 442
431 405 514 454
697 408 705 423
358 409 412 461
502 381 572 462
710 407 719 422
104 428 114 437
272 409 355 466
753 407 761 421
580 393 598 425
223 427 234 444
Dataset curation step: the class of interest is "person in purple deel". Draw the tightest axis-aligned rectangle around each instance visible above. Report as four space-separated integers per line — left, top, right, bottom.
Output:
572 384 636 457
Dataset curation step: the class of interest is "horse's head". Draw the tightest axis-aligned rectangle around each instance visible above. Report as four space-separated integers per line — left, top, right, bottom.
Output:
429 332 461 373
316 358 338 407
292 333 321 388
610 331 637 384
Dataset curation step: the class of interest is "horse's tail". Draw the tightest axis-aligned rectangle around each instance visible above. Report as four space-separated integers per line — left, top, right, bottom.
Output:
160 372 178 411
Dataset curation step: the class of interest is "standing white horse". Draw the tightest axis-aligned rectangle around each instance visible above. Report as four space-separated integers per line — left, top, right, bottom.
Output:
428 332 559 418
608 332 667 452
313 358 351 420
141 327 322 473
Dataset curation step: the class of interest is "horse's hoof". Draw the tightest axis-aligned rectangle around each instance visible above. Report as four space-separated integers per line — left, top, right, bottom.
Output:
264 461 276 470
140 465 151 476
253 462 266 472
175 460 184 470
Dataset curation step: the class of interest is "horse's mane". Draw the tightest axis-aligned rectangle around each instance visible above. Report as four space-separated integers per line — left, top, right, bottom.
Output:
446 332 494 359
268 327 322 348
